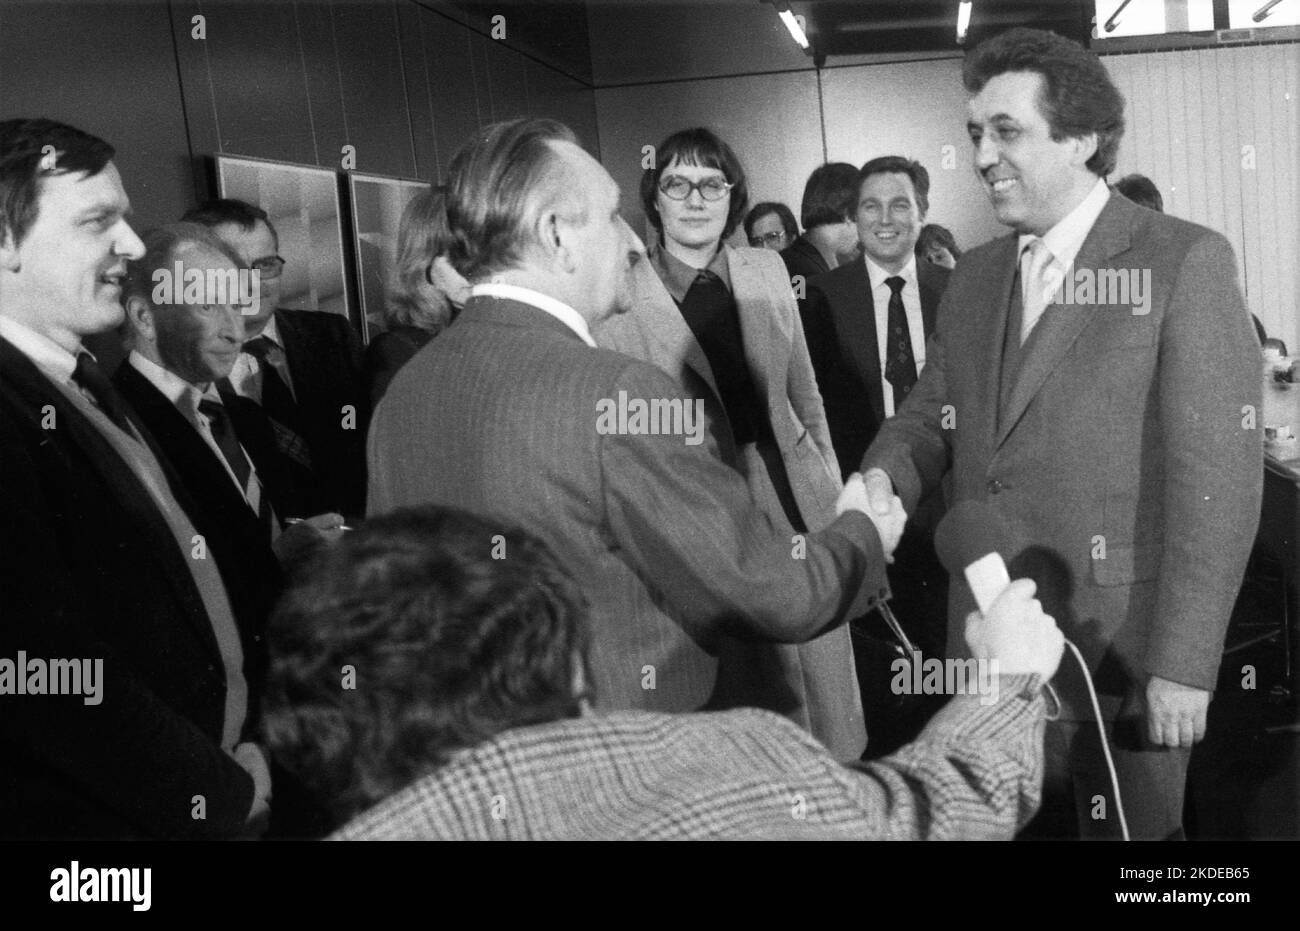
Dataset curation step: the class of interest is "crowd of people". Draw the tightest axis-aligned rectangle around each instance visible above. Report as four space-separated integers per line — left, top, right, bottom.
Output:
0 26 1262 841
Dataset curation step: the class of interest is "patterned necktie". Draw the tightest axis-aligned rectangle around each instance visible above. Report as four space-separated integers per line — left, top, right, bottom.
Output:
197 396 252 492
1019 237 1057 344
72 352 138 438
883 275 917 409
242 336 313 469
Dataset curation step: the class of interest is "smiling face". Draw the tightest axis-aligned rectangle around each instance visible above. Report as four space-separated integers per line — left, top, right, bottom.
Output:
0 162 144 351
151 241 247 385
966 70 1098 236
855 171 924 274
212 218 280 333
655 159 730 258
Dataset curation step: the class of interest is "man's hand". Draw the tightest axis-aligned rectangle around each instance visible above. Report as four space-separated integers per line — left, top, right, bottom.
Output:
230 742 272 834
272 512 347 567
1144 675 1210 748
964 578 1064 679
838 470 906 561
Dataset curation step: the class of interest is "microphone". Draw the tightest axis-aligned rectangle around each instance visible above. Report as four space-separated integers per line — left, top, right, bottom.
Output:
934 500 1016 615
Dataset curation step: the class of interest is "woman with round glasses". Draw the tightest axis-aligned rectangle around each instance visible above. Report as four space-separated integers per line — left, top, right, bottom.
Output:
365 186 470 406
743 202 799 252
593 127 864 762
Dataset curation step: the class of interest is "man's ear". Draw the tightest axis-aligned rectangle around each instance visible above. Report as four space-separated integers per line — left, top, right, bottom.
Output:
1071 132 1099 169
124 294 157 343
0 223 20 273
545 211 579 275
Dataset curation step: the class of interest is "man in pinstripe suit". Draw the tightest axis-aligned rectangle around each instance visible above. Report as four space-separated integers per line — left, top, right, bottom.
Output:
367 117 909 722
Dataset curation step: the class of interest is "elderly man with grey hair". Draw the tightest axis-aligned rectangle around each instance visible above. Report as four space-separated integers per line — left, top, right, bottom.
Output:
368 116 912 730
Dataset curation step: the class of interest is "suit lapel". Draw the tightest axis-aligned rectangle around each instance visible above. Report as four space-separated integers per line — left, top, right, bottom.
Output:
630 258 724 404
727 249 783 418
832 261 885 426
976 237 1021 452
997 195 1134 448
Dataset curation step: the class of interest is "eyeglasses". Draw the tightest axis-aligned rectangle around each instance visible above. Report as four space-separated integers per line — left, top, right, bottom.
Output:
658 175 734 202
749 230 790 248
250 255 286 280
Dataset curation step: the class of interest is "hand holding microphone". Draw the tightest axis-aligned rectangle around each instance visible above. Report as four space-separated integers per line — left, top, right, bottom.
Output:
965 578 1064 680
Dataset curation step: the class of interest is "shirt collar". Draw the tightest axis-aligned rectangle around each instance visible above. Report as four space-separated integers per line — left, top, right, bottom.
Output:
863 253 918 293
650 242 731 305
1018 176 1111 270
0 315 82 383
469 282 597 348
128 349 208 414
252 313 282 349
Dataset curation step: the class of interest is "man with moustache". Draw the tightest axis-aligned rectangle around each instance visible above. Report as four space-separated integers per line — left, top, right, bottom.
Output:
0 119 269 838
857 29 1261 839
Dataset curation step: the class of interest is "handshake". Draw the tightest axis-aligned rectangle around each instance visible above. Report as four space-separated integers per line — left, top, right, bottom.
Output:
835 467 907 562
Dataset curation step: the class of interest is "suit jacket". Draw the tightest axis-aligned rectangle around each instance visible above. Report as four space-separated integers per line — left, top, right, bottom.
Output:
0 337 254 838
803 259 950 481
113 361 282 692
594 246 865 760
335 675 1047 840
863 192 1263 720
780 234 831 289
368 296 889 718
247 309 369 519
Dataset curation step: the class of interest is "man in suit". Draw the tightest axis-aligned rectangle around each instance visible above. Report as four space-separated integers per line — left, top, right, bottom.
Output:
595 127 864 760
0 118 269 838
859 28 1262 839
802 157 951 479
780 162 861 296
183 199 369 522
369 117 907 721
801 157 952 751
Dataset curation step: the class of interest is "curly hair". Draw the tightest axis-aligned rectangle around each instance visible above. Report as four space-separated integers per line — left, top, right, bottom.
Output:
262 505 592 827
963 27 1125 177
640 127 750 241
385 186 456 331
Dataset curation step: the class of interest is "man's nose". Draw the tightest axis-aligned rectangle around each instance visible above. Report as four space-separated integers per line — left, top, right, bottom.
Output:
115 221 145 261
974 134 1000 171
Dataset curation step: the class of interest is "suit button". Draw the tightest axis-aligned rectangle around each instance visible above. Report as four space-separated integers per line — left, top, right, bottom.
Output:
987 479 1004 494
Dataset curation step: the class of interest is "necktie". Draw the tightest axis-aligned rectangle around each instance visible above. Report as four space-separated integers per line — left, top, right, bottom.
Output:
242 336 313 469
198 396 252 492
1019 238 1058 344
72 352 138 438
883 275 917 409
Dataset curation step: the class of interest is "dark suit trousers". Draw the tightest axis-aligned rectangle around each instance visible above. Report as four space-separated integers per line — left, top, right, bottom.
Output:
1023 717 1191 840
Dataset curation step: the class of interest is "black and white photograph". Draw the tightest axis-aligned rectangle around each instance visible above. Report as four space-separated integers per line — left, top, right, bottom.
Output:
0 0 1298 908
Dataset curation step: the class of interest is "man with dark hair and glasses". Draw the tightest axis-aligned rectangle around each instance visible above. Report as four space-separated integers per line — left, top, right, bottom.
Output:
743 201 798 252
0 118 270 838
182 198 369 524
595 127 868 761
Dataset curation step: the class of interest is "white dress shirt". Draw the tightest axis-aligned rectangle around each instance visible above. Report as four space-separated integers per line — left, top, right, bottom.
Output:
1016 176 1111 340
865 254 927 418
128 351 262 512
470 282 597 348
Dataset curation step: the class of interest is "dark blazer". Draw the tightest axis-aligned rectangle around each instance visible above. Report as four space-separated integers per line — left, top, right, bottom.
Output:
780 234 831 289
0 337 253 839
248 309 369 520
803 259 950 481
364 325 435 408
863 192 1263 720
113 360 282 690
368 296 890 716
